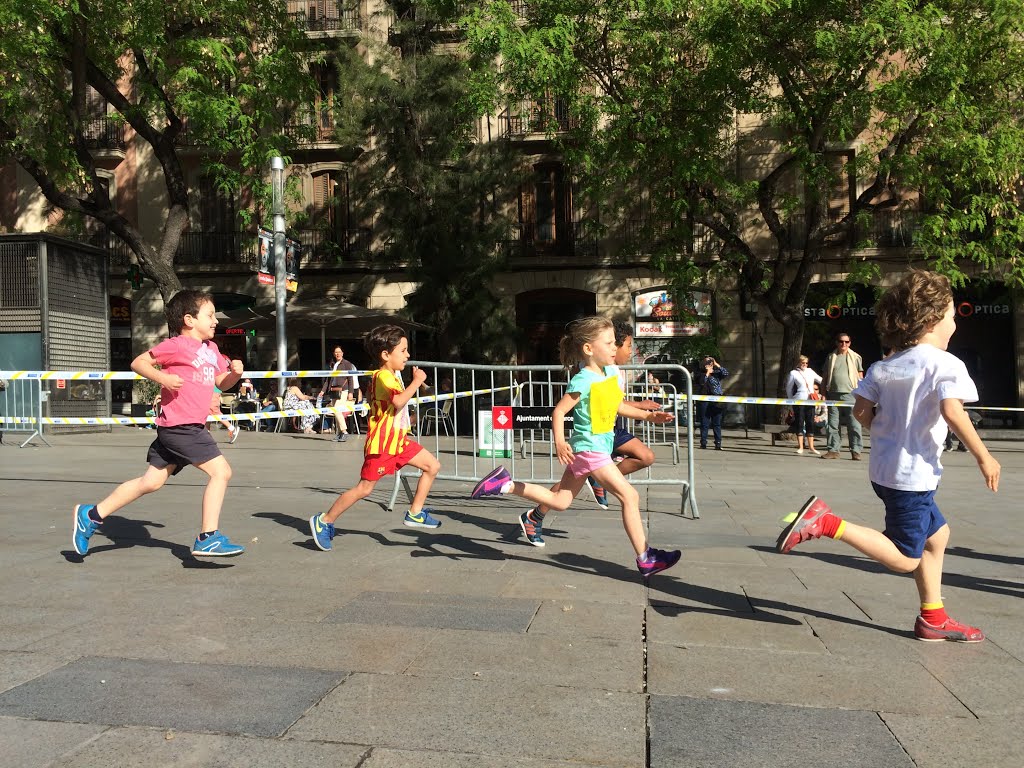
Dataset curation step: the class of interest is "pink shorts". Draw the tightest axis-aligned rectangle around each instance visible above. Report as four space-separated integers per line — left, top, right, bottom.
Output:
568 451 613 478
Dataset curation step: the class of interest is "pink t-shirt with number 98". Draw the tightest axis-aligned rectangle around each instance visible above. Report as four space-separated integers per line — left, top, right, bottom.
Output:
150 336 229 427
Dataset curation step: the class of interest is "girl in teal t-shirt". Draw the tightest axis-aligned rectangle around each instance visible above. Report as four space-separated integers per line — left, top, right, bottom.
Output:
470 316 681 579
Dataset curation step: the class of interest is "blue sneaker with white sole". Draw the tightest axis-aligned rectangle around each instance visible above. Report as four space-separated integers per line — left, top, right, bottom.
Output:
310 513 335 551
72 504 101 556
404 509 442 528
190 531 245 558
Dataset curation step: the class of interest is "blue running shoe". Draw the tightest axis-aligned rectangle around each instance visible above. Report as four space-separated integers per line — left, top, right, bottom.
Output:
72 504 100 556
587 476 609 509
471 466 512 498
637 547 681 578
190 531 245 558
518 509 545 547
310 513 335 551
404 509 442 528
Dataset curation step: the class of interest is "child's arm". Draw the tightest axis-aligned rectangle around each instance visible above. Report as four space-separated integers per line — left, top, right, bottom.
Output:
618 401 674 423
215 360 244 390
625 398 663 411
552 391 580 465
131 351 182 391
852 395 875 429
391 366 427 410
942 398 1000 492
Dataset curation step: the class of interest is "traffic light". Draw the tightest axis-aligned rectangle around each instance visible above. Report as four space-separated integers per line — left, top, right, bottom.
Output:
127 264 143 290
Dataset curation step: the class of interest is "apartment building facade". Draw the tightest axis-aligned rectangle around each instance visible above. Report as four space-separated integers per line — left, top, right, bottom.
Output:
2 1 1021 417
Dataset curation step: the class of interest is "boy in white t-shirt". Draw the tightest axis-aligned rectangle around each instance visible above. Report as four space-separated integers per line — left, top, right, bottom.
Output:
776 271 1000 642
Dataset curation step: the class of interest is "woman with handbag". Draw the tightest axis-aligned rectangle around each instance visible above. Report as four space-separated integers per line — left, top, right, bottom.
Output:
785 355 823 455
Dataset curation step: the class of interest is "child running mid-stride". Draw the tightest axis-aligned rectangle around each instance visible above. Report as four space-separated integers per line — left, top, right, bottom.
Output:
471 316 680 578
777 270 1000 642
309 325 442 551
521 320 664 544
73 290 246 558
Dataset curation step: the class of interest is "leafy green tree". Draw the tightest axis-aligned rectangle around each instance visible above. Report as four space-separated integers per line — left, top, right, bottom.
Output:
336 0 519 361
0 0 316 299
465 0 1024 390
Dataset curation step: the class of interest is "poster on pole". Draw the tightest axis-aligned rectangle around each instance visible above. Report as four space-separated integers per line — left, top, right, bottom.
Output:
257 227 301 291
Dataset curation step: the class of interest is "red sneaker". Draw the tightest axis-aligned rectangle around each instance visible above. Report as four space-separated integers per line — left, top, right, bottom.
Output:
775 496 833 554
914 615 985 643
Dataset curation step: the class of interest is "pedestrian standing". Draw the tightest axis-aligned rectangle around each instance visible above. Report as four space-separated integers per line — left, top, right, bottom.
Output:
821 331 864 459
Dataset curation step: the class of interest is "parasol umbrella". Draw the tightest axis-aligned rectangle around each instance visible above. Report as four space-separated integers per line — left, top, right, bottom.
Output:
252 295 431 363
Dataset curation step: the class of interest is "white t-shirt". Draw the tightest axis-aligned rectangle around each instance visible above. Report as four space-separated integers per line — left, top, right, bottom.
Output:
786 367 821 400
853 344 978 491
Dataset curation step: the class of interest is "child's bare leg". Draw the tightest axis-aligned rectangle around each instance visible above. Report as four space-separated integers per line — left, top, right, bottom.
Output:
913 524 949 605
613 438 655 476
95 465 173 519
406 449 441 513
323 479 377 524
512 468 586 512
589 464 645 555
193 455 233 532
835 522 920 573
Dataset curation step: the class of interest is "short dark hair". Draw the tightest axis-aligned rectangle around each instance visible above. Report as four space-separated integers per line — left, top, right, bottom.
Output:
834 330 851 342
364 324 407 362
875 270 952 351
165 289 214 335
613 320 634 347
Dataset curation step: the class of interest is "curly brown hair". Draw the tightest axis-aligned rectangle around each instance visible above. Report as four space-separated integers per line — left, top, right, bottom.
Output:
874 270 953 351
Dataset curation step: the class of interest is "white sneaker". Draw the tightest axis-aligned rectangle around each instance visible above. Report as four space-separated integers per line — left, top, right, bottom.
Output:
229 428 239 444
796 447 804 454
809 448 820 455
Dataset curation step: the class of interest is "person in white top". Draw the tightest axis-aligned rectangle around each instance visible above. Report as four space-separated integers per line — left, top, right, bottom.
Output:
785 355 823 455
776 270 999 643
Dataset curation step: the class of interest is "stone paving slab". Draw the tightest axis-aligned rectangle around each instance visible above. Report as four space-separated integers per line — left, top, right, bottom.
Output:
404 628 642 692
361 748 595 767
286 673 645 765
0 657 346 737
527 598 645 640
649 695 914 768
0 716 105 768
648 644 970 715
38 725 369 768
646 607 826 654
880 714 1024 768
324 590 539 633
0 651 76 694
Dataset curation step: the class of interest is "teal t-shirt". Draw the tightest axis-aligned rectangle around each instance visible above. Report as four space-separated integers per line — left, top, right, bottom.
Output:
568 365 623 454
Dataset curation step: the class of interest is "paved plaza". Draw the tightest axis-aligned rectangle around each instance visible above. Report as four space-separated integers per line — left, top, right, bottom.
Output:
0 426 1021 767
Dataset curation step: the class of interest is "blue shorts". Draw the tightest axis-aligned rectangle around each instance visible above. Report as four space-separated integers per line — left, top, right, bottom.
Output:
871 482 947 558
612 426 636 452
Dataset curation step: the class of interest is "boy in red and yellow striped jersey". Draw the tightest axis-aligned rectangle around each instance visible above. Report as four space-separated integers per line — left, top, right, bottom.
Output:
309 325 443 551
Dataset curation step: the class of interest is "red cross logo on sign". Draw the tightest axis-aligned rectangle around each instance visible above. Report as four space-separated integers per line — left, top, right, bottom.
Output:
492 406 512 430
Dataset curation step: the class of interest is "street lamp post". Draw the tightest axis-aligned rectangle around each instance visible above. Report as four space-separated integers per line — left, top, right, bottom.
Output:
271 156 287 395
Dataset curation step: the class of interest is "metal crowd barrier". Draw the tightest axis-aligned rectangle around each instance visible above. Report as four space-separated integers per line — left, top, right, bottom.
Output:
388 361 701 519
0 378 50 448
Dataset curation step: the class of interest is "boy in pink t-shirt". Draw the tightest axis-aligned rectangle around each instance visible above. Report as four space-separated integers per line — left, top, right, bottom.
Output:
72 290 246 559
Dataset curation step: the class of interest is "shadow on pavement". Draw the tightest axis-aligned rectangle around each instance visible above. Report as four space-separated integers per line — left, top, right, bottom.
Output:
60 516 234 569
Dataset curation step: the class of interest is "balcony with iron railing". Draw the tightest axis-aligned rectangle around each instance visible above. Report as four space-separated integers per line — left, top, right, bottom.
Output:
293 227 372 265
620 218 719 261
784 209 922 250
106 228 372 271
283 108 337 145
286 1 361 34
499 98 579 139
503 220 598 260
82 117 126 152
